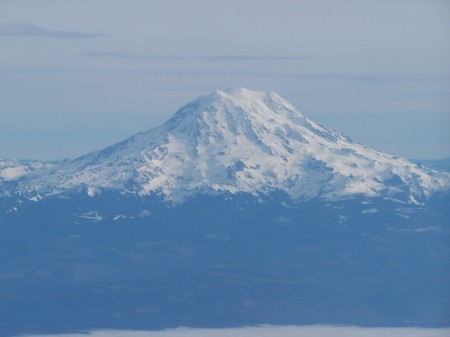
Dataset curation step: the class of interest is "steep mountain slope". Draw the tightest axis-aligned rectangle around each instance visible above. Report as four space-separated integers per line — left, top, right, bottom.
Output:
0 158 56 182
7 88 450 203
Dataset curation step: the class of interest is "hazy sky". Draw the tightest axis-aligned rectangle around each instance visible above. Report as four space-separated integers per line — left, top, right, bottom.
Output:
1 0 449 160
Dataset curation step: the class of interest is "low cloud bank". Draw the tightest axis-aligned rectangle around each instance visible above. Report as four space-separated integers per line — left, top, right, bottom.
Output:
19 325 450 337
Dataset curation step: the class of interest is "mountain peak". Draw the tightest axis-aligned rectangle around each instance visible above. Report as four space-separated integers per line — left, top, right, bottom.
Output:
4 88 450 203
163 87 307 138
213 86 256 97
206 87 270 101
197 87 301 116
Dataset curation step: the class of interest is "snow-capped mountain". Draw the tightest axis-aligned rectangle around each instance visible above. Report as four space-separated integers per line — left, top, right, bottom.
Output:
4 88 450 203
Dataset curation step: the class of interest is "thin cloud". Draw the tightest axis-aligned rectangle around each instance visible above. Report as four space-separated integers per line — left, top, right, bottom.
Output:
80 53 314 61
81 51 181 60
17 326 450 337
1 65 448 86
204 55 315 61
0 23 105 39
289 73 450 84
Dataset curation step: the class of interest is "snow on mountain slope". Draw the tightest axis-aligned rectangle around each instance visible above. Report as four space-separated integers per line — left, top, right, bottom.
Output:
0 158 57 182
8 88 450 203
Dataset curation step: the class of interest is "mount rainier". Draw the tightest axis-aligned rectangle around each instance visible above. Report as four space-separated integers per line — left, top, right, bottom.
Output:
2 88 449 203
1 88 449 336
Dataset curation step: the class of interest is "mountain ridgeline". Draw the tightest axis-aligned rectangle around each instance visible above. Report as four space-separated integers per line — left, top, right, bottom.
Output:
0 88 449 336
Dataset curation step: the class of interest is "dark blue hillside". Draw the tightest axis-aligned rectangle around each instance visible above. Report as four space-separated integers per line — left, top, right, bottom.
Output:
0 192 449 336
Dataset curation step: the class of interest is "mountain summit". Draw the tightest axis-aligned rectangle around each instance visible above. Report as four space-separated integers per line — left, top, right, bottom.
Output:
6 88 450 203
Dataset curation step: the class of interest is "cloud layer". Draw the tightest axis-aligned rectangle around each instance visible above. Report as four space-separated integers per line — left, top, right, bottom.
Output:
0 23 104 39
19 325 450 337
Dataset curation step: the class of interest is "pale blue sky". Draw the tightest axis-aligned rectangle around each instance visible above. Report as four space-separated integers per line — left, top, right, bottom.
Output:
0 0 449 160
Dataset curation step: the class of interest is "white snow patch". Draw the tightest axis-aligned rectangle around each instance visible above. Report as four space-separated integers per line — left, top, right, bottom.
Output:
1 167 28 181
87 186 101 197
362 208 378 214
29 195 42 202
415 226 443 233
275 216 292 224
79 211 103 222
138 209 151 218
338 215 347 224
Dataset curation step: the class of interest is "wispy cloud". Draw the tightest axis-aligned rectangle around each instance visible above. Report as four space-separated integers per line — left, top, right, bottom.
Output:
18 326 450 337
0 23 105 39
80 52 313 62
81 51 181 60
1 64 448 86
288 73 450 84
204 55 315 61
